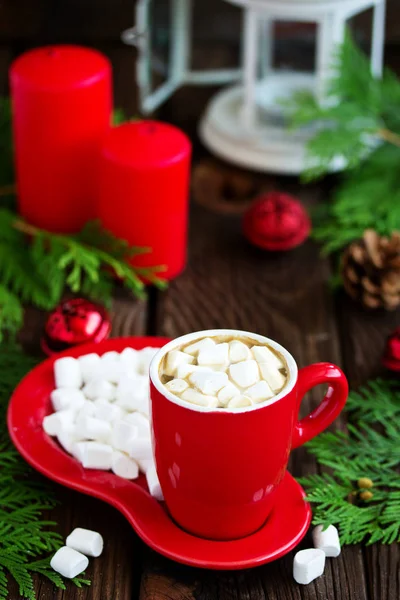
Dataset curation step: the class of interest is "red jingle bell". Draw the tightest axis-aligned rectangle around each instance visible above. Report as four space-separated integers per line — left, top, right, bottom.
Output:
382 327 400 372
41 298 111 356
243 192 311 251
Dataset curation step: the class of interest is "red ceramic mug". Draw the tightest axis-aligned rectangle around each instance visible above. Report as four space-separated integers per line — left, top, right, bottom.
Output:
149 329 348 540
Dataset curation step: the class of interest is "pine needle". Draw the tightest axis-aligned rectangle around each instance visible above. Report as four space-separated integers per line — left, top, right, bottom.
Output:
286 31 400 254
299 379 400 545
0 344 91 599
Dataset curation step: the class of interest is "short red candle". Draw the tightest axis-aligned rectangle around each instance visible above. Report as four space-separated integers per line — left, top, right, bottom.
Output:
98 121 191 280
10 45 112 233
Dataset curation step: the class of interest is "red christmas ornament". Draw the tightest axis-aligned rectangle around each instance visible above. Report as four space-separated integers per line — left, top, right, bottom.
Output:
382 327 400 372
41 298 111 356
243 192 311 251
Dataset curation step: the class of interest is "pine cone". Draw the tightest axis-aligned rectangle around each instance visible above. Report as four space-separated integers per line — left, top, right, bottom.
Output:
341 229 400 310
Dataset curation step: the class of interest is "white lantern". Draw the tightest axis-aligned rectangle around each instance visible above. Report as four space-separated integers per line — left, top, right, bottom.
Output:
123 0 386 174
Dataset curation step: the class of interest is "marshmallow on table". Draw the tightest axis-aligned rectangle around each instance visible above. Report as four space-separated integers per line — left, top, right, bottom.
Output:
137 458 154 474
217 382 240 406
50 546 88 579
100 353 123 384
111 450 139 479
78 416 112 443
163 350 194 377
312 524 341 557
293 549 326 585
43 409 75 436
229 340 252 363
146 464 164 501
189 370 228 395
165 378 189 394
229 360 260 388
54 357 82 389
83 379 115 401
246 380 274 403
111 420 139 452
181 388 219 408
57 429 78 455
198 343 229 367
116 375 148 410
79 442 113 470
66 527 104 558
76 400 96 421
183 337 215 356
228 395 252 408
51 389 85 412
78 353 100 384
252 345 283 369
127 436 153 461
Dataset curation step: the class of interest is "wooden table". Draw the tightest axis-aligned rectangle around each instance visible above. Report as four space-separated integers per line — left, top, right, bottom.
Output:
14 182 399 600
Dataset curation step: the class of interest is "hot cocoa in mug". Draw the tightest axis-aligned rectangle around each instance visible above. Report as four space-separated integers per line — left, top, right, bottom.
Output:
150 329 348 540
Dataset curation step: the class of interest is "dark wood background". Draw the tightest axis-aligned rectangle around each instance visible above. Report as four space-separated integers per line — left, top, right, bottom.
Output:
2 1 400 599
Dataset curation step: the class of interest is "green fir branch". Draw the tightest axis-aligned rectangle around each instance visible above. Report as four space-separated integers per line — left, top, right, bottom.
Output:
299 380 400 545
0 345 91 599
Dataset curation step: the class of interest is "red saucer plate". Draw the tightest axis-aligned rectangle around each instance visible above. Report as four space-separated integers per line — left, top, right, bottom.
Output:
7 336 311 570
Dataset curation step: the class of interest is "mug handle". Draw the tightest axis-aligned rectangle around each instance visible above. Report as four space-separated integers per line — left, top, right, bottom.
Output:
291 363 348 449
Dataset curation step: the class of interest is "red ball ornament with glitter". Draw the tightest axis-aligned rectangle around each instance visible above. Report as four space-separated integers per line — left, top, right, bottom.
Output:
41 298 111 356
243 192 311 251
382 327 400 372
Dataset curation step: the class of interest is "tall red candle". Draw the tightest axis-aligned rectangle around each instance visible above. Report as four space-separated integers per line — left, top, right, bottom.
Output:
10 45 112 233
98 121 191 280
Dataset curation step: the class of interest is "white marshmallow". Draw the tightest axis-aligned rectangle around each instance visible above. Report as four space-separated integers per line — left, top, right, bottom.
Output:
176 364 212 379
80 442 113 470
50 546 88 579
78 416 112 443
163 350 194 377
228 395 252 408
100 353 123 384
115 375 148 410
183 337 215 356
293 549 325 585
137 347 159 375
43 409 75 436
127 436 153 460
217 382 240 406
123 412 150 437
137 458 154 474
120 347 139 373
246 380 274 403
111 420 139 452
54 357 82 389
181 388 219 407
51 388 85 412
72 441 86 462
94 399 124 423
198 343 229 367
165 378 189 394
229 360 260 388
259 363 287 392
83 379 115 401
146 464 164 500
229 340 251 363
57 429 78 455
76 400 96 421
189 370 228 396
77 353 100 383
252 345 283 369
66 527 104 558
312 524 341 557
111 451 139 479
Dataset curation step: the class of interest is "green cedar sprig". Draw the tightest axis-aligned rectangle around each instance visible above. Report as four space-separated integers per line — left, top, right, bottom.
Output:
0 344 90 599
299 379 400 545
285 31 400 254
0 209 167 339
